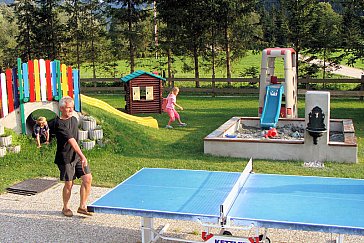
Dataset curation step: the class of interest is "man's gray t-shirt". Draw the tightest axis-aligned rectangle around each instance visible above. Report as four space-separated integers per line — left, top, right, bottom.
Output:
54 116 79 165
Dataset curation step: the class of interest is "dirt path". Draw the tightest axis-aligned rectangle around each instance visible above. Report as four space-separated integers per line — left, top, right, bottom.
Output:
300 56 363 79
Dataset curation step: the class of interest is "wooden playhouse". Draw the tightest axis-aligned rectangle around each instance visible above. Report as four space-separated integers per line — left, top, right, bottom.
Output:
121 70 165 114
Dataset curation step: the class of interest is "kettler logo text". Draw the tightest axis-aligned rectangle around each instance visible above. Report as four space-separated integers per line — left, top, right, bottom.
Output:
214 240 249 243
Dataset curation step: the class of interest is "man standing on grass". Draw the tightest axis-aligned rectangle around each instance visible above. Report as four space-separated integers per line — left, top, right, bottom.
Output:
54 96 93 217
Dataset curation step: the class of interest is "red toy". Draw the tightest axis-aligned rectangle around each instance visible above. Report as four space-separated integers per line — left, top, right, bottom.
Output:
265 127 278 138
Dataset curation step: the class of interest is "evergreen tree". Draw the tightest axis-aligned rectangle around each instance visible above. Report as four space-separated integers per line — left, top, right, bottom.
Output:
0 3 18 69
83 0 107 78
34 0 62 59
214 0 258 82
61 0 85 68
62 0 108 76
339 0 364 65
257 5 277 47
280 0 318 78
306 2 342 79
106 0 152 73
158 0 219 86
14 0 38 60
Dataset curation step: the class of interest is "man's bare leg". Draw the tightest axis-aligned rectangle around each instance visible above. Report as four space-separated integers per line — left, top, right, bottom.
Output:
62 181 74 217
78 173 92 215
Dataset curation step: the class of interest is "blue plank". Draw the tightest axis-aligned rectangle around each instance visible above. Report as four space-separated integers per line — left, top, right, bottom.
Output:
21 64 29 102
73 70 80 112
51 61 58 98
12 67 20 108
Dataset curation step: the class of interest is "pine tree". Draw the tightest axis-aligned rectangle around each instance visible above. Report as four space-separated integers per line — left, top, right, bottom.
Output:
0 3 18 69
34 0 63 59
14 0 37 60
339 0 364 65
106 0 151 73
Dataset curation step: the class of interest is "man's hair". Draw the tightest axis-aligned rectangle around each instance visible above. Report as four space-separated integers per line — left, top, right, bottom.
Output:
59 96 74 108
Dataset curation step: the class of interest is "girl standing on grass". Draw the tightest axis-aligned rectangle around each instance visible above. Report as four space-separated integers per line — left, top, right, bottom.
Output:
165 87 187 129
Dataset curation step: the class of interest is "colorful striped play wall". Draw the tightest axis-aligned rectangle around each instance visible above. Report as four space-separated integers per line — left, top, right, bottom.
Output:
0 58 81 134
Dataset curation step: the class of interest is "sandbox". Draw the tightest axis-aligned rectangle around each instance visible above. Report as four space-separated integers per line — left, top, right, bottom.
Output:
204 116 357 163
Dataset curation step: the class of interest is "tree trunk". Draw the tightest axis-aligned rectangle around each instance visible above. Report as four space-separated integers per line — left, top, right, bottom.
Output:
323 47 326 80
193 45 200 88
153 1 158 59
128 0 135 73
167 48 172 86
211 27 216 97
90 1 96 83
75 1 80 71
48 0 56 59
295 39 300 82
224 25 231 86
26 28 31 60
92 38 96 81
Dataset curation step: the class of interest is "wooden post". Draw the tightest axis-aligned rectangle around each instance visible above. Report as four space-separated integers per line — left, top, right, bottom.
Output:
306 75 310 90
212 75 216 97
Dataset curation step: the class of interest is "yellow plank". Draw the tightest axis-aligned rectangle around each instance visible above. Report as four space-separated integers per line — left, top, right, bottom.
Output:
34 60 41 101
61 64 68 97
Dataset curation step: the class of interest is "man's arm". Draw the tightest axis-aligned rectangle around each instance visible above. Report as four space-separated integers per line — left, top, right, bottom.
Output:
68 138 87 168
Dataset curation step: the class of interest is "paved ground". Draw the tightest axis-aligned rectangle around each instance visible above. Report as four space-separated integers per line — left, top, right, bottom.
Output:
1 179 364 243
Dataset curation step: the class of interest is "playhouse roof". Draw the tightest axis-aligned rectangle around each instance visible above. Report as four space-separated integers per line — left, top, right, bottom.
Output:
121 70 166 83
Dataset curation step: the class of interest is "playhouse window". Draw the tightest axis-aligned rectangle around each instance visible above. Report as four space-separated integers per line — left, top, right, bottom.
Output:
132 87 140 100
139 86 154 101
140 87 147 100
132 86 153 101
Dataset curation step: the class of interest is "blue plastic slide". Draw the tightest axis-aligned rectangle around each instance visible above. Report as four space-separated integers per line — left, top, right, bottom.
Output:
260 84 284 128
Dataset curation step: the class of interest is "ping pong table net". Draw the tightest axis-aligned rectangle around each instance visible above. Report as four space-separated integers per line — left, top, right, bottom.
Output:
219 158 253 225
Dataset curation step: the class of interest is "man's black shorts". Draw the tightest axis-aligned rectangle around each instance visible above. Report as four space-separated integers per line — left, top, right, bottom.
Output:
57 160 91 181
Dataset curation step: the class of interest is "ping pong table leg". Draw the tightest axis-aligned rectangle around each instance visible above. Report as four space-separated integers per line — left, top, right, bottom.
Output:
336 234 344 243
141 217 154 243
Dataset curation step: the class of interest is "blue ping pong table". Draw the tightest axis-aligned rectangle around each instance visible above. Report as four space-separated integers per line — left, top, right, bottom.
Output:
88 159 364 243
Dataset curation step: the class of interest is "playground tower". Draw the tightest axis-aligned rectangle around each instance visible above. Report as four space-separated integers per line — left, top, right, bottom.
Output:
258 48 298 128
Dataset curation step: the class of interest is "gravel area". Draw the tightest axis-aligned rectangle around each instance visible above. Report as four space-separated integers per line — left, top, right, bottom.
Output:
236 125 344 142
1 179 363 243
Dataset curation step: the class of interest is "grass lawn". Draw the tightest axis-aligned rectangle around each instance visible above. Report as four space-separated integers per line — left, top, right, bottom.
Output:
0 94 363 193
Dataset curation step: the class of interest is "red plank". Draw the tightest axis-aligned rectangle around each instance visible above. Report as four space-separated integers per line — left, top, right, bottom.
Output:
67 66 74 98
5 69 14 112
28 60 35 102
45 60 52 101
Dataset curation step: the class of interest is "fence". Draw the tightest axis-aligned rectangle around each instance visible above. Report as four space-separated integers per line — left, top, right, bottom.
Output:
80 76 364 99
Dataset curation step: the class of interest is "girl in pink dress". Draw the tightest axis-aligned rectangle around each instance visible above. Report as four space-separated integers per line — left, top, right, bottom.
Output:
165 87 187 129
